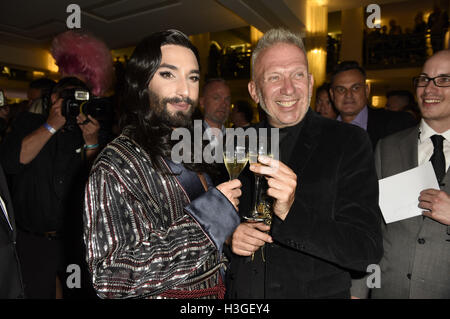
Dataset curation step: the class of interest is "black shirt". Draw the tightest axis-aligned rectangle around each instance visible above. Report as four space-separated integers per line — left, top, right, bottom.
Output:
0 112 88 233
225 114 305 298
266 119 304 163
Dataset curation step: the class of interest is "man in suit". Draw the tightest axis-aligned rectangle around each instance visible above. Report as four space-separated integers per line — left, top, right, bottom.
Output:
200 78 232 185
329 61 416 149
200 78 231 144
0 164 23 298
226 28 383 299
353 49 450 298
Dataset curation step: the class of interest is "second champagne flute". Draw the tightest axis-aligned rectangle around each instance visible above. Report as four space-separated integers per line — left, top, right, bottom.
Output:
244 140 273 224
223 145 248 180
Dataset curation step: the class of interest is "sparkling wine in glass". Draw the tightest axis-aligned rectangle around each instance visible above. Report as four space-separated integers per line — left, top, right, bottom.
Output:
244 141 274 224
223 145 248 180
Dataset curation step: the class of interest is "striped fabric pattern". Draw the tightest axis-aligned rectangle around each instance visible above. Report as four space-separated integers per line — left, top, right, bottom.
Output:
84 133 224 299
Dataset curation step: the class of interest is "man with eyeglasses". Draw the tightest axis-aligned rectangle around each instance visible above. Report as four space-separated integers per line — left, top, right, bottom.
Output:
329 61 416 149
352 49 450 299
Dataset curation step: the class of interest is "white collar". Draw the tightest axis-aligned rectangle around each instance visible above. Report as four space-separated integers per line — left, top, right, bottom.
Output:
419 119 450 143
204 120 224 132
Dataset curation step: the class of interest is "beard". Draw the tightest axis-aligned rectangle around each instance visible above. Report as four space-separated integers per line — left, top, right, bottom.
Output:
148 89 197 128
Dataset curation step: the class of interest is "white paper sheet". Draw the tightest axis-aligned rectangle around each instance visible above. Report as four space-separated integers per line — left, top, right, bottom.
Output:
378 161 440 224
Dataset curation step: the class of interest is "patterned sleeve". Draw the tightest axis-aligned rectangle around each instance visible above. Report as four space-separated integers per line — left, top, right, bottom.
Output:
83 161 217 299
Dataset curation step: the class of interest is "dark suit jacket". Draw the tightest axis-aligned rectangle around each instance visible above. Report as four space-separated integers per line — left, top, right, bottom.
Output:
367 107 417 150
226 109 383 299
0 164 23 298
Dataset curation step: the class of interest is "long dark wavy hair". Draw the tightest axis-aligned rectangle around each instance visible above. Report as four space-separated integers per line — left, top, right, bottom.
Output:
119 29 214 175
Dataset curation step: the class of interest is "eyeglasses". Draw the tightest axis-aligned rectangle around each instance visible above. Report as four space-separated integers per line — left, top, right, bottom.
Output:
331 84 365 95
413 75 450 87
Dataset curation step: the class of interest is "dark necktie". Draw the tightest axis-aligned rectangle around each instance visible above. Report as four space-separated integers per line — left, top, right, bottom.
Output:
430 134 446 183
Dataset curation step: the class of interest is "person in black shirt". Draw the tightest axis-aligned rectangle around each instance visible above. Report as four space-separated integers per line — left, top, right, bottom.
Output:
0 163 23 299
0 77 101 298
226 28 382 299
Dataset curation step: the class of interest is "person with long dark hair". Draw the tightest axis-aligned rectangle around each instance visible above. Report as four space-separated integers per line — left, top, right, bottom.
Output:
84 30 242 299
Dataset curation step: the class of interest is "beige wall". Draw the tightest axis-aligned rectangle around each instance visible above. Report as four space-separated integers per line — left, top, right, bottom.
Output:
0 44 58 98
340 7 364 64
0 44 55 73
189 33 211 92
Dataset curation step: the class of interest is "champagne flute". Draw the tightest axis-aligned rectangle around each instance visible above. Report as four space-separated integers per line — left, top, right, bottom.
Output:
244 144 273 224
244 138 274 262
223 145 249 180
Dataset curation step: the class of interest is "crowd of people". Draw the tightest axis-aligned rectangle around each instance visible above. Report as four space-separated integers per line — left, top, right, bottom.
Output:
0 24 449 300
365 6 449 67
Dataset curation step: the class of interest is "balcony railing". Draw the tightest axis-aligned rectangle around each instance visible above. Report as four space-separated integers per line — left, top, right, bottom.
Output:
363 31 447 69
205 28 448 80
207 50 251 80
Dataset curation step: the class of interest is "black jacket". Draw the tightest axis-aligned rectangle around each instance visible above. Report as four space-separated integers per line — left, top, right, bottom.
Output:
226 109 383 299
0 164 23 298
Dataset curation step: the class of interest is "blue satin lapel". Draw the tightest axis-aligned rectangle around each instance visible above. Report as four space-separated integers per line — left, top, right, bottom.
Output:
164 159 207 201
204 174 213 189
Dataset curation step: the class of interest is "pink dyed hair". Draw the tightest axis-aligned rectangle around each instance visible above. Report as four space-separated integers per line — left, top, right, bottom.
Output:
51 31 113 96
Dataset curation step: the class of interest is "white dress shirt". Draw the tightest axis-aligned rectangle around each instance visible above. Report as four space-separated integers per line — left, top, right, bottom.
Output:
203 121 225 150
418 119 450 172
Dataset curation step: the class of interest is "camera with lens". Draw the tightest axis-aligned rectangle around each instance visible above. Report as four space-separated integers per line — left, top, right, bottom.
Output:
59 88 113 130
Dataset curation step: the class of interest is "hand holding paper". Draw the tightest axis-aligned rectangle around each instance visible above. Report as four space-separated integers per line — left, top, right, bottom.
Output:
378 161 440 224
419 189 450 226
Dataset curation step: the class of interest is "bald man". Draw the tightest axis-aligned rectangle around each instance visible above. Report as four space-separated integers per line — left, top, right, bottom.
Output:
200 78 231 130
352 49 450 299
200 79 231 150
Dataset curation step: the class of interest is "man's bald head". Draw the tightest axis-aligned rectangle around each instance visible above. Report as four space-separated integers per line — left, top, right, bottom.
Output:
415 49 450 132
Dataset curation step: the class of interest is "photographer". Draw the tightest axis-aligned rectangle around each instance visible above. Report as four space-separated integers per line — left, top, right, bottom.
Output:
0 77 101 298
